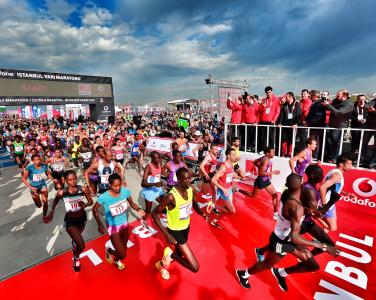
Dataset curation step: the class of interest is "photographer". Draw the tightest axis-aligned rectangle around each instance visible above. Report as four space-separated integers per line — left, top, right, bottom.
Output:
351 95 367 155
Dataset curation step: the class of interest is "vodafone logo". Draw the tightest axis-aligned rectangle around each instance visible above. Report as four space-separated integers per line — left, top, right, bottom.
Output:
353 178 376 198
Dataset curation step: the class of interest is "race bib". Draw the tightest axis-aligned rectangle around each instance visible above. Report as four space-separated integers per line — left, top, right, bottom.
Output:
109 200 128 217
15 146 23 152
173 173 178 183
132 147 139 153
100 174 110 185
52 163 64 172
210 164 216 173
116 153 124 160
64 196 84 212
81 152 92 161
358 114 363 120
288 113 293 120
41 141 47 146
179 203 192 220
33 173 46 182
226 173 233 183
265 108 271 114
148 174 161 183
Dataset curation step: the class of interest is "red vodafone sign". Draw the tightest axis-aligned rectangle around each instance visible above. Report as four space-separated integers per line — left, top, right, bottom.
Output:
321 165 376 217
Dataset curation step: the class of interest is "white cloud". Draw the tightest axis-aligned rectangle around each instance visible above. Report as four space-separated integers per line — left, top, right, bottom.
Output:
45 0 75 20
82 7 113 26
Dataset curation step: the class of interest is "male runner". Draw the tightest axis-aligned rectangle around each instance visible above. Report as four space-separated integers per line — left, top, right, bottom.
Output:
289 137 317 177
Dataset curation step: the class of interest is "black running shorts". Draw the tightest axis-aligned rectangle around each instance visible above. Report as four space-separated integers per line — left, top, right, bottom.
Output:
167 226 190 245
268 232 296 256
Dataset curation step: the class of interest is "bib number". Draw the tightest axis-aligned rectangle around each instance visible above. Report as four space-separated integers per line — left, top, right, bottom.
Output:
148 174 161 183
53 163 64 172
173 173 178 183
210 164 216 173
100 174 110 185
116 153 124 160
109 200 128 217
179 203 192 220
33 173 46 182
15 146 23 152
226 173 233 183
64 196 83 212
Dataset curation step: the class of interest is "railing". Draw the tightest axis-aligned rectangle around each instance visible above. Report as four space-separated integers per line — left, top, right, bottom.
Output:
224 123 376 168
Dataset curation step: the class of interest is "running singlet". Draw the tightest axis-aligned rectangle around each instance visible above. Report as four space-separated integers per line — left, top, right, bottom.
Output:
167 187 193 231
13 141 24 155
113 148 124 160
294 149 311 177
198 143 209 162
274 199 304 241
167 161 185 186
39 135 48 146
130 142 140 156
71 142 81 158
204 153 217 174
98 159 115 188
80 150 92 163
147 163 162 185
322 169 344 205
62 185 85 213
98 187 130 226
26 164 48 187
50 158 65 172
257 156 272 179
218 162 234 189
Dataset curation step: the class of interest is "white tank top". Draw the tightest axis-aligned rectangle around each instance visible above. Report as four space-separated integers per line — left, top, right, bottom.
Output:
274 198 304 241
98 159 115 185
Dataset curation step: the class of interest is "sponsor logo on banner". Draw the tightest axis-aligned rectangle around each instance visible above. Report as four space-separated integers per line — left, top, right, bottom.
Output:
353 178 376 198
78 84 92 96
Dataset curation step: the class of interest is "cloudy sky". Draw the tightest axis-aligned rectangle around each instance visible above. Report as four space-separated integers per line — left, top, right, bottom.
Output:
0 0 375 104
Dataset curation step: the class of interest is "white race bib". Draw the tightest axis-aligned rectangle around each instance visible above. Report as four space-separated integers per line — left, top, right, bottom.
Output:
52 163 64 172
109 200 128 217
148 174 161 183
179 203 192 220
226 173 233 183
132 147 139 153
81 152 92 161
33 173 46 182
210 164 216 173
288 112 293 120
15 146 23 152
116 153 124 160
64 196 84 212
173 173 178 183
100 174 110 185
203 151 208 157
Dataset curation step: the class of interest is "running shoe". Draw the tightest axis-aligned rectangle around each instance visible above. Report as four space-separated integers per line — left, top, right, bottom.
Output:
114 260 125 271
212 207 220 215
210 219 223 230
271 268 288 292
73 257 81 272
206 201 215 214
235 269 250 289
105 246 114 264
255 248 265 262
161 247 173 269
155 261 170 280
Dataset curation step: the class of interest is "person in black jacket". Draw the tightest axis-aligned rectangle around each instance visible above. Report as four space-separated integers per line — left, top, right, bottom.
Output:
306 90 327 160
361 98 376 168
324 90 353 163
277 92 302 157
351 95 367 154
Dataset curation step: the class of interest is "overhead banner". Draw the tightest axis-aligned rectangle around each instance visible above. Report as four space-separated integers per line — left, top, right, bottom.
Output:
0 68 114 121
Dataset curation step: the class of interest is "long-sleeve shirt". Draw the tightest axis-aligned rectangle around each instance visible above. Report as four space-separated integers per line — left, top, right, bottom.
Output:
277 101 302 126
326 98 354 128
300 98 312 122
227 98 243 124
242 102 259 124
259 95 281 123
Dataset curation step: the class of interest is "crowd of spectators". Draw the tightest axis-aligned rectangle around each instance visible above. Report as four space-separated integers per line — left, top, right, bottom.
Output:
227 86 376 168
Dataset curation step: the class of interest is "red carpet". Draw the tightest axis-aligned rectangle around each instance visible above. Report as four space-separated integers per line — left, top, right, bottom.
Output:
1 187 375 300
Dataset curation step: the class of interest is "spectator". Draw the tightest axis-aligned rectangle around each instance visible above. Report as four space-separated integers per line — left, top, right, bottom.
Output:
324 89 353 163
297 89 312 151
306 90 326 160
351 95 367 155
227 94 243 124
241 95 259 151
258 86 281 153
277 92 302 157
361 98 376 168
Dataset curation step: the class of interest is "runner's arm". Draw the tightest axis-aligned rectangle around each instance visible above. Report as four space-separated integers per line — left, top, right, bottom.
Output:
289 150 305 173
152 193 177 244
46 190 63 220
92 202 106 234
191 188 205 218
141 164 157 188
82 186 94 207
127 195 145 217
211 165 227 192
199 155 211 178
84 161 98 191
319 173 341 205
21 169 34 190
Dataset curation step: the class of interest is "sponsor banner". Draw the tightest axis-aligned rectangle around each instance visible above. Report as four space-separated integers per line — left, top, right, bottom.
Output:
239 152 376 217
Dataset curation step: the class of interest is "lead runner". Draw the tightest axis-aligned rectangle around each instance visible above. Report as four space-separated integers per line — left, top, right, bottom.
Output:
152 167 206 280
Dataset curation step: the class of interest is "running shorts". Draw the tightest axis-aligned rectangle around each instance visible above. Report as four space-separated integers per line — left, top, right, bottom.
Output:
167 226 190 245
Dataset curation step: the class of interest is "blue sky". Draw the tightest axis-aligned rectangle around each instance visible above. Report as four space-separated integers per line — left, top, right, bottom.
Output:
0 0 375 104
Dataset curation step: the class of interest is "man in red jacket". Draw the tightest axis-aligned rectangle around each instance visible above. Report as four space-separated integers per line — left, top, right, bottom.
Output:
227 93 243 146
258 86 281 153
242 95 259 151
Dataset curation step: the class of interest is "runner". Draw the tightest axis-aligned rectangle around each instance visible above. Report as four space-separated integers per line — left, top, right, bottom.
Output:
22 154 51 222
163 150 188 190
252 147 281 220
199 143 219 203
289 137 317 177
125 134 142 172
92 173 145 270
69 136 81 168
112 138 126 165
209 147 242 229
11 135 25 171
235 173 339 291
318 153 353 232
86 145 105 196
45 170 93 272
152 167 206 280
84 148 125 195
78 137 95 181
45 148 69 190
140 151 165 228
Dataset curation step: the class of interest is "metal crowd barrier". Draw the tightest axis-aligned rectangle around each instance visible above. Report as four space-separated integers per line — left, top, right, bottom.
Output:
224 123 376 168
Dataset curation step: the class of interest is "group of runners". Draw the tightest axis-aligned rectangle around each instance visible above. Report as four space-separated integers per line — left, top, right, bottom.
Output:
7 119 354 293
